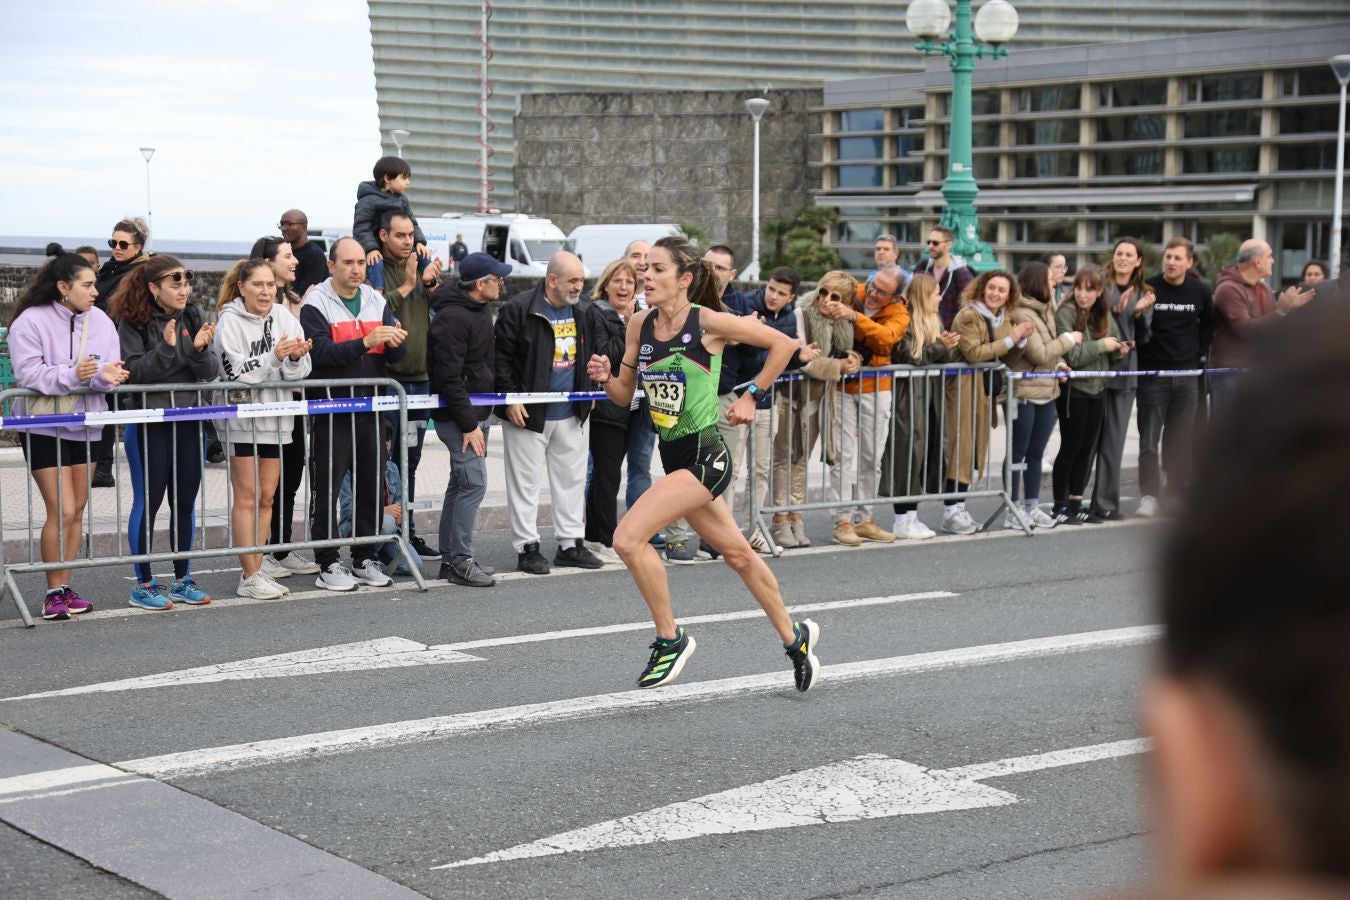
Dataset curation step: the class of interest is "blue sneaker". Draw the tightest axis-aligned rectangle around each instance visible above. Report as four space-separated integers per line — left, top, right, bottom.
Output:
170 579 212 606
129 582 172 611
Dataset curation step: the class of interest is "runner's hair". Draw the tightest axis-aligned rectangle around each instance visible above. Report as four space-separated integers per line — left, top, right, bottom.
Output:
654 236 722 312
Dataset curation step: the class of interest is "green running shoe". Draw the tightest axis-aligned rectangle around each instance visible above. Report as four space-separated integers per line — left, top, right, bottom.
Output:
637 627 696 688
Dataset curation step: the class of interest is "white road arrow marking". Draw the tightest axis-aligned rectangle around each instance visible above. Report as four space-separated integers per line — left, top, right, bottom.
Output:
117 625 1157 780
3 593 952 700
1 638 482 702
433 738 1151 870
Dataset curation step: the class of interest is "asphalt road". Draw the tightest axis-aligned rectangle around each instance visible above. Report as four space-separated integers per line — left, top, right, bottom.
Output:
0 514 1163 899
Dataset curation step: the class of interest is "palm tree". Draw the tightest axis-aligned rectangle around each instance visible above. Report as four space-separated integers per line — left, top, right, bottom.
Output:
676 221 707 248
760 217 795 270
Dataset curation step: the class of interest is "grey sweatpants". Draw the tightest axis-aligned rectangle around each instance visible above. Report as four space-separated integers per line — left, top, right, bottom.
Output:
1091 387 1134 514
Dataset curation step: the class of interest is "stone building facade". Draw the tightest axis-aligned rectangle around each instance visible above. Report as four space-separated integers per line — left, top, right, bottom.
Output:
512 89 821 266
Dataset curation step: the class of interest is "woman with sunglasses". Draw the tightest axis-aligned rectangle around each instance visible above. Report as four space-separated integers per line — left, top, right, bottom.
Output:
107 256 220 611
95 217 151 310
8 251 130 620
90 217 151 487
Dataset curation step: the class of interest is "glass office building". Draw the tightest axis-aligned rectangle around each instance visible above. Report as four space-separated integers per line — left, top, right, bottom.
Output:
816 22 1350 282
368 0 1348 216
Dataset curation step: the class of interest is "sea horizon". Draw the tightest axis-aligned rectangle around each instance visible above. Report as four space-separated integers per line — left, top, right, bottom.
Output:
0 235 254 257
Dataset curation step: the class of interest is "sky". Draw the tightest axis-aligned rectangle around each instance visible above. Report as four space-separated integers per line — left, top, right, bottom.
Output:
0 1 382 242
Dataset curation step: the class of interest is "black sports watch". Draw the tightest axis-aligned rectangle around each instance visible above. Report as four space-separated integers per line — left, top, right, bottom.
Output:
745 383 763 399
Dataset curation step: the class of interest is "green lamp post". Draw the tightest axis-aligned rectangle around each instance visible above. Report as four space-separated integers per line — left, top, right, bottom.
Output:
906 0 1019 271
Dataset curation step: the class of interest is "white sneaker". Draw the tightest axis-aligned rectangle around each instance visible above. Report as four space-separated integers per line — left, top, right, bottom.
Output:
1003 509 1030 530
1137 495 1158 518
315 562 359 592
905 516 936 540
270 555 322 577
746 529 772 554
351 559 393 587
942 508 979 535
237 571 286 599
260 570 290 595
260 555 293 580
584 541 623 565
1027 506 1058 529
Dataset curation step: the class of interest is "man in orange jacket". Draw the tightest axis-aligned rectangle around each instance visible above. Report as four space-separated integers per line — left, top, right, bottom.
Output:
818 266 911 547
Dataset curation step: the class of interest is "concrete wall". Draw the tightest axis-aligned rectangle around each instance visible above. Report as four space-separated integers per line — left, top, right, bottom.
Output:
513 88 821 267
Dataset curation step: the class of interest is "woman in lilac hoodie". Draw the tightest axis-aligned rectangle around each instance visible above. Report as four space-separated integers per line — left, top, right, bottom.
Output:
8 251 129 620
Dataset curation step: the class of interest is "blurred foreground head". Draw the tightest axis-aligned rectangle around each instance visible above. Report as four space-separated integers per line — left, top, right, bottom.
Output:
1149 293 1350 895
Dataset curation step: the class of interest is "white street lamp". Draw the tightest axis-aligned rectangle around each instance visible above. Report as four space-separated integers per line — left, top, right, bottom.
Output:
745 97 770 281
139 147 155 240
1330 54 1350 280
905 0 951 39
390 128 410 159
974 0 1020 45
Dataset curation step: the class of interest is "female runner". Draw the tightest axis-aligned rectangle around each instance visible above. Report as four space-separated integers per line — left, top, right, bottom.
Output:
586 236 821 692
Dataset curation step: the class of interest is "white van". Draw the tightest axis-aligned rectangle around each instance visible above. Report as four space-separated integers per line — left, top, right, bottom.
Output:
438 213 569 277
565 223 681 270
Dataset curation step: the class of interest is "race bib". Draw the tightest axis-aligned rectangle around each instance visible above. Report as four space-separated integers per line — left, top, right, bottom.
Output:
644 371 686 430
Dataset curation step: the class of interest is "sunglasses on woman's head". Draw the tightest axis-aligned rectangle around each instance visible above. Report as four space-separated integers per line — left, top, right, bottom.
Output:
107 238 139 250
159 270 195 284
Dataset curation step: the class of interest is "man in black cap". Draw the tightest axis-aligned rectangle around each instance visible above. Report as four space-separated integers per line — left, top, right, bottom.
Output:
427 252 511 587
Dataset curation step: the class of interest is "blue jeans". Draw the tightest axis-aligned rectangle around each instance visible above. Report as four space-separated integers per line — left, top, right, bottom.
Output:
384 381 430 537
624 409 655 509
433 418 489 565
1008 399 1057 503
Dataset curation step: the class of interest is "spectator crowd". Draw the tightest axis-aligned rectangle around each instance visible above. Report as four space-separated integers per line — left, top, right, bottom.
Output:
4 152 1335 622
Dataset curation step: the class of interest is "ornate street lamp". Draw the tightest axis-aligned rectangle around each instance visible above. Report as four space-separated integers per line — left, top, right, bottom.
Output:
906 0 1018 271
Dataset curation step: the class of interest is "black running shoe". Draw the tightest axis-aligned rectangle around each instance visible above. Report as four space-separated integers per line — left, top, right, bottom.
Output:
785 619 821 692
555 539 603 570
409 535 440 559
517 542 550 575
637 627 696 688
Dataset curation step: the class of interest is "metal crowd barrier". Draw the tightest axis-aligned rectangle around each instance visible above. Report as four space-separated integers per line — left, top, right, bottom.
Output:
0 378 426 627
744 361 1024 555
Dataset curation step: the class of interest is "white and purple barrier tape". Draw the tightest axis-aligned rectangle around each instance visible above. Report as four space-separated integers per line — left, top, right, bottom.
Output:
0 367 1241 432
1006 367 1242 380
0 390 620 432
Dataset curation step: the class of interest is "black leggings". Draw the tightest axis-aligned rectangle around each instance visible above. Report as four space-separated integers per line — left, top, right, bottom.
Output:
269 416 307 558
1053 391 1105 503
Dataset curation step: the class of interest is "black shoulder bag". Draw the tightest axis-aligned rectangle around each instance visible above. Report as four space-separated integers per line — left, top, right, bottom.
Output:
982 318 1005 400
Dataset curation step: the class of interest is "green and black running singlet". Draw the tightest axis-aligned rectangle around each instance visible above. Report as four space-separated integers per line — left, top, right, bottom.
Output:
637 305 721 442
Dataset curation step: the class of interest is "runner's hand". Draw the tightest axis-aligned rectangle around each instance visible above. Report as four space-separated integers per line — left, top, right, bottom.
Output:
586 353 612 384
726 391 756 426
